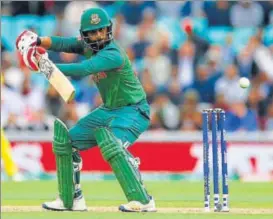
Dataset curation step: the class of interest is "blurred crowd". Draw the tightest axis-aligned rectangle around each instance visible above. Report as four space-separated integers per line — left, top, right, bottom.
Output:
1 1 273 132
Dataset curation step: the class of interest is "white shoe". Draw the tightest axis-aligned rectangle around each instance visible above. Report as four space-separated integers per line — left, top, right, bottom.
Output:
119 196 157 212
42 196 87 211
11 172 25 182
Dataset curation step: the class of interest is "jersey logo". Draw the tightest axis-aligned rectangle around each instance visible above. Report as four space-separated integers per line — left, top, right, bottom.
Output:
90 14 101 25
92 72 107 83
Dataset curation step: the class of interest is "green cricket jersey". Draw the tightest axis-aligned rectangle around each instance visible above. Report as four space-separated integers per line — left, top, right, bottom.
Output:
49 36 146 109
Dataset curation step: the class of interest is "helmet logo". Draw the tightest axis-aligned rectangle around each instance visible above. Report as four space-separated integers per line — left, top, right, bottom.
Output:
90 14 101 25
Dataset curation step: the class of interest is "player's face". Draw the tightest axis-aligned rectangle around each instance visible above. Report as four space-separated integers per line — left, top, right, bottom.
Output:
87 28 108 42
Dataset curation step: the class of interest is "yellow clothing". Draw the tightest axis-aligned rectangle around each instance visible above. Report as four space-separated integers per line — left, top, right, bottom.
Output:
1 129 18 177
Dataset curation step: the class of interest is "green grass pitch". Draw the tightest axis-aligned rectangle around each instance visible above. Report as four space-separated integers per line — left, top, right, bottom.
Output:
2 180 273 219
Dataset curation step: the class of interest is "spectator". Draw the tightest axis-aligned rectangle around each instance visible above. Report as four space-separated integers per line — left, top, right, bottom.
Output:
113 14 136 49
266 82 273 104
140 7 162 43
156 33 180 87
182 18 210 60
45 85 63 118
259 1 273 26
156 32 177 62
180 1 205 17
166 79 183 106
2 69 48 131
222 35 235 66
2 52 24 92
205 45 223 76
225 102 259 132
176 40 196 89
246 85 268 129
215 64 248 105
131 24 151 60
235 47 258 78
53 6 75 37
119 1 156 26
251 36 273 82
230 1 264 27
156 1 184 18
10 1 50 16
1 42 7 53
143 44 172 90
265 101 273 130
205 1 231 26
73 79 99 116
180 89 202 131
59 101 79 129
125 47 140 74
214 93 230 111
1 73 25 130
141 69 157 104
19 72 48 130
1 2 11 15
150 92 181 130
187 64 217 103
63 1 99 35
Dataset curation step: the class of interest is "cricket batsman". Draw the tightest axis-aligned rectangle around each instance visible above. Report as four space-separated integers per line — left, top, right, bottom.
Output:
16 8 156 212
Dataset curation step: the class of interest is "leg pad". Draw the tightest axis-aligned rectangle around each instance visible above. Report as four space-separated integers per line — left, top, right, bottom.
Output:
53 119 74 209
95 127 149 204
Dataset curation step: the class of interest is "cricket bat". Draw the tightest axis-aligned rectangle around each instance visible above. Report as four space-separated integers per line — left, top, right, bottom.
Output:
38 57 75 103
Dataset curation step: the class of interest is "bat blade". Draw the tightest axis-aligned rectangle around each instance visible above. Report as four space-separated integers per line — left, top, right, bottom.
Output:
39 57 75 103
49 69 75 102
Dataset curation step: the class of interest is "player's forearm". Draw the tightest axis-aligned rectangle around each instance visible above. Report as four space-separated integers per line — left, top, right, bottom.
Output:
56 62 94 77
39 36 84 54
56 53 123 77
55 47 124 77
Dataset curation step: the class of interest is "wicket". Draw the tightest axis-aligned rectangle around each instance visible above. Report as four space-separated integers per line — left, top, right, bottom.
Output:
202 108 229 212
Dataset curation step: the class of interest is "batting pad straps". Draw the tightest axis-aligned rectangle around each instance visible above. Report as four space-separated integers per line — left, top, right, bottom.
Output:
94 127 150 204
53 119 74 209
53 141 72 155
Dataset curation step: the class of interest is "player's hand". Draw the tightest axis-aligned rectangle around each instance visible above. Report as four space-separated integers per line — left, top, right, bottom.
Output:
22 46 48 72
16 30 38 55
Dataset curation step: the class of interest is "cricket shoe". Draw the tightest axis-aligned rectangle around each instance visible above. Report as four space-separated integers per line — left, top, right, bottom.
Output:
119 196 157 212
42 196 87 211
11 172 25 182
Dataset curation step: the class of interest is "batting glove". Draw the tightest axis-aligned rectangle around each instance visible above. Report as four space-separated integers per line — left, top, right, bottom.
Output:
16 30 39 55
22 46 48 72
